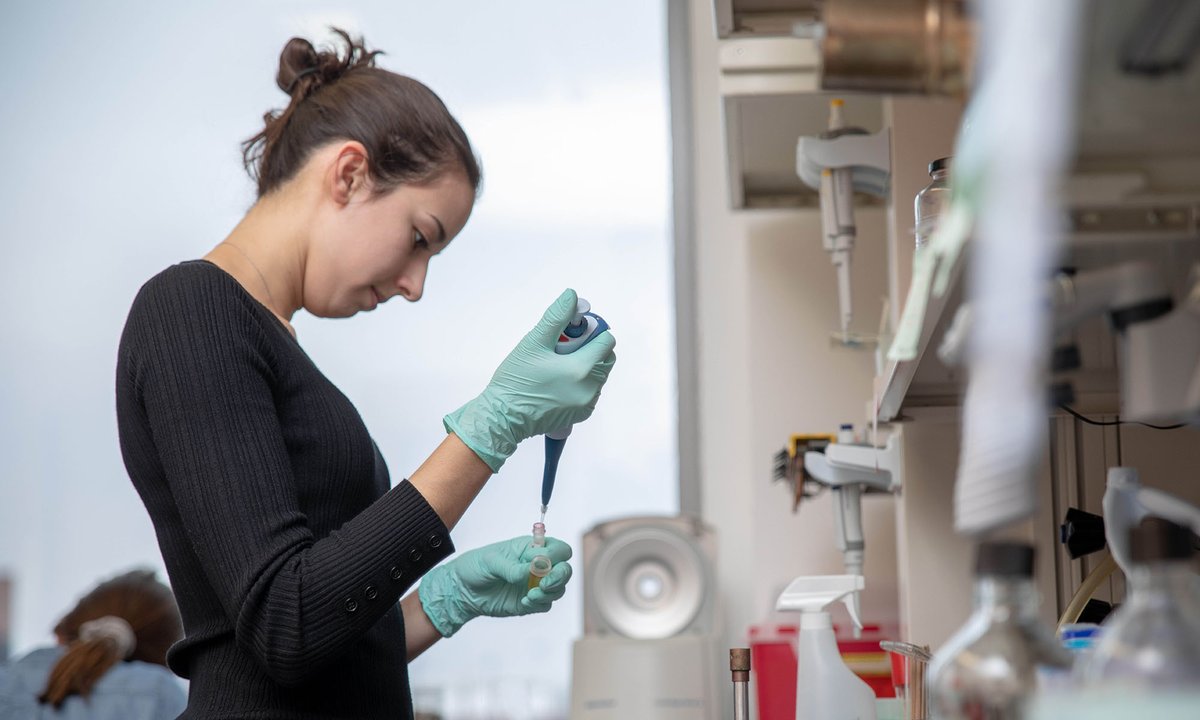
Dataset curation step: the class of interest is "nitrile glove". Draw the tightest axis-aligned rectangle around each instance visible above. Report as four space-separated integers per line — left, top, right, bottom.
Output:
444 288 617 472
417 535 573 638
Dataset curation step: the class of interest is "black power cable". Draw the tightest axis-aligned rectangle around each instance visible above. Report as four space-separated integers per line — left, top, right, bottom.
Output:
1058 404 1188 430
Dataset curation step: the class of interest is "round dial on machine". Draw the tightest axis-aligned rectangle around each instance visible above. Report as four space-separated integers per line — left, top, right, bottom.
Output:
586 518 714 640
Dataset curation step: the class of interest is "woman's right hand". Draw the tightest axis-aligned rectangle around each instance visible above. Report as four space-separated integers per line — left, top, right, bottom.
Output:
443 288 617 472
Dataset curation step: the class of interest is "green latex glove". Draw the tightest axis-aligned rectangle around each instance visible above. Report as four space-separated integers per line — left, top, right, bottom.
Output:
444 288 617 471
418 535 573 638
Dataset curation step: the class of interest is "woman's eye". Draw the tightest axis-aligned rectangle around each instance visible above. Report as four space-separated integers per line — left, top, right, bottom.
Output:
413 229 429 249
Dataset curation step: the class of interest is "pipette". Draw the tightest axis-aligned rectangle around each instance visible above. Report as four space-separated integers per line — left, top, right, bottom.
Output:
540 298 609 521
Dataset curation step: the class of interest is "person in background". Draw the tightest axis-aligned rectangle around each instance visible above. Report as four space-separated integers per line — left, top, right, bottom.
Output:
114 27 615 719
0 569 186 719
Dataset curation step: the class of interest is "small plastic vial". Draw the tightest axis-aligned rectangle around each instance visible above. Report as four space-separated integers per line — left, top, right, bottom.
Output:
528 555 553 590
528 522 551 590
914 157 951 250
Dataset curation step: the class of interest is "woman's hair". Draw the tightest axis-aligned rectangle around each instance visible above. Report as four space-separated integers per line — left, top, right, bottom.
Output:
38 569 183 708
243 28 482 199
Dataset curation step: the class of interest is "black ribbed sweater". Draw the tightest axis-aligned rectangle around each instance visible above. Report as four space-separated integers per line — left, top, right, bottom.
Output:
116 261 454 719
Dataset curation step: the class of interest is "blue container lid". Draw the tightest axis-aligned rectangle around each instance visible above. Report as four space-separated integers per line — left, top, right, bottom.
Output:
1060 623 1101 641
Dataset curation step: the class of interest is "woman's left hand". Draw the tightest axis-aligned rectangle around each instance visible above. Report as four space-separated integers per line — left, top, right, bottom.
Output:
417 535 573 637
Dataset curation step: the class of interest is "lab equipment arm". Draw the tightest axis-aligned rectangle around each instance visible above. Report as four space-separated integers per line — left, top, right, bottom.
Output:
417 536 573 638
444 289 617 472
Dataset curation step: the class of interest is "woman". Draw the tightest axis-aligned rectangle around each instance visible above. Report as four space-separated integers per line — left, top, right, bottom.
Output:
114 29 616 718
0 569 186 719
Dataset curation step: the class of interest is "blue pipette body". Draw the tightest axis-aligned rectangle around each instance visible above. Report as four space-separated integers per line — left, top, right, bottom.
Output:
540 299 609 515
542 436 567 508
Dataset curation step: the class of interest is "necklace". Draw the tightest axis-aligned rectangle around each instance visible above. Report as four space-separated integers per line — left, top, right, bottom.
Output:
219 241 296 336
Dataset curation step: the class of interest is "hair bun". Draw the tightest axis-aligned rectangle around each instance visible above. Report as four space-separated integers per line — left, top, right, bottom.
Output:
245 28 474 201
276 37 325 95
275 29 379 97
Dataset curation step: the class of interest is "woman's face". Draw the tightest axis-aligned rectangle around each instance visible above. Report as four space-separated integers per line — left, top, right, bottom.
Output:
305 160 475 318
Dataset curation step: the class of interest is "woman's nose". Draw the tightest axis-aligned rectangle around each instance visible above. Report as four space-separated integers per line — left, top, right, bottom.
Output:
396 260 427 302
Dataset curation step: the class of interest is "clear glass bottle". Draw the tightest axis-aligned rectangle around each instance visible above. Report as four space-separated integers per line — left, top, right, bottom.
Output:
928 542 1070 719
914 157 951 250
1076 517 1200 689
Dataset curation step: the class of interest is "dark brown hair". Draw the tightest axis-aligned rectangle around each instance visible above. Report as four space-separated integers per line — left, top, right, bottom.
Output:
38 569 183 708
243 28 482 199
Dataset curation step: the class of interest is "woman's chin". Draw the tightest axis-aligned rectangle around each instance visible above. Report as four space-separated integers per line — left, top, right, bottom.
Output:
307 300 361 319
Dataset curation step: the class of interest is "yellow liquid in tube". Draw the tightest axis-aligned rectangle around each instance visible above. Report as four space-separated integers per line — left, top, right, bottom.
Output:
528 555 552 589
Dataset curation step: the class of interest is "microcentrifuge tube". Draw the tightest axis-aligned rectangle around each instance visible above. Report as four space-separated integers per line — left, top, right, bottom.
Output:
528 555 553 590
528 522 551 590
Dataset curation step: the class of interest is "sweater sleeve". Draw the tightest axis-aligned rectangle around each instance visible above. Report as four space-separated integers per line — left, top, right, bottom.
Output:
122 270 453 686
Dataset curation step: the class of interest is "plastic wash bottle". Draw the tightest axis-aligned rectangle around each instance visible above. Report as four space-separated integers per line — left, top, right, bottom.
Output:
776 575 876 720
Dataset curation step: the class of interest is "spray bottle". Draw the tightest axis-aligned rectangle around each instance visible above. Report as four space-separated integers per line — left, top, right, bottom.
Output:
540 298 610 521
776 575 877 720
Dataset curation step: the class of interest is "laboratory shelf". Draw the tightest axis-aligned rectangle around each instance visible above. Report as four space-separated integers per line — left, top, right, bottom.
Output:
872 188 1200 424
874 248 966 423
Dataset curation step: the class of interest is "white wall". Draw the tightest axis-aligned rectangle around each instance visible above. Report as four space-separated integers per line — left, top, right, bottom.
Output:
681 0 898 660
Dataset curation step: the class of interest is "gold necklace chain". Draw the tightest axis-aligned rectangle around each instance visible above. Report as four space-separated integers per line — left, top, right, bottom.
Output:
219 241 295 335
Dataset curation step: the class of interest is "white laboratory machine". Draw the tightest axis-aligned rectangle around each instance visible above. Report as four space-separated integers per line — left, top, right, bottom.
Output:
569 515 720 720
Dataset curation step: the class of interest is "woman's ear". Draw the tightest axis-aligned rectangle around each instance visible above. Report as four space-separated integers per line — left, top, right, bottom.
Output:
330 141 371 205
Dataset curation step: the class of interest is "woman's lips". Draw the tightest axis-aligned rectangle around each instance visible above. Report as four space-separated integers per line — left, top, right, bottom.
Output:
365 287 381 310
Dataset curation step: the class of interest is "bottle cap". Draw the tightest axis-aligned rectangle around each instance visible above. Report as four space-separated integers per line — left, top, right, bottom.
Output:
929 157 952 176
1130 517 1195 563
975 542 1035 578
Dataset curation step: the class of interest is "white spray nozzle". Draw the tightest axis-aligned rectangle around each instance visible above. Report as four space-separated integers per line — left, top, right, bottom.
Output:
776 575 864 630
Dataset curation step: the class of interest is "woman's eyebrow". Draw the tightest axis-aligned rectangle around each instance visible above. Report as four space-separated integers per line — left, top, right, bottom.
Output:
430 214 446 244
